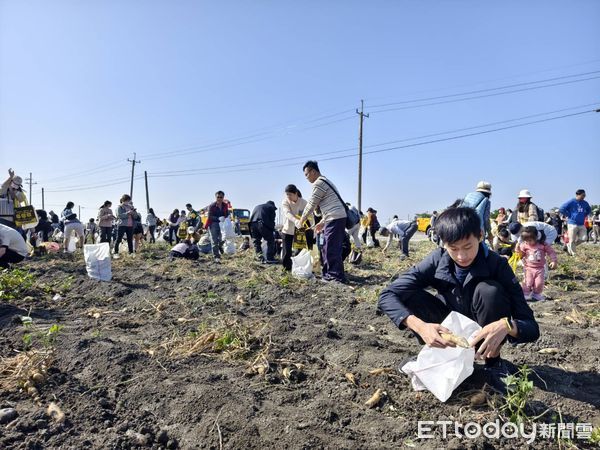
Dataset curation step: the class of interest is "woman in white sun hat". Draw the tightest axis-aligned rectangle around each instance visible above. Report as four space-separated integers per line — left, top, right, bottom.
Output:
513 189 541 224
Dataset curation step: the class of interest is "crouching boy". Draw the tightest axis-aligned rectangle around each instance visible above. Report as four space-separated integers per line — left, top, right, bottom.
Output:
378 207 540 392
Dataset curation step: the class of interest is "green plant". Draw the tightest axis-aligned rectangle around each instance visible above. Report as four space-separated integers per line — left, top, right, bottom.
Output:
214 330 241 351
20 316 63 350
58 275 75 293
590 427 600 444
40 324 63 347
279 273 292 288
500 365 534 424
0 268 35 300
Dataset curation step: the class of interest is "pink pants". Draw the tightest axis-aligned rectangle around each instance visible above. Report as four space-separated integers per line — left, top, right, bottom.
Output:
522 266 545 295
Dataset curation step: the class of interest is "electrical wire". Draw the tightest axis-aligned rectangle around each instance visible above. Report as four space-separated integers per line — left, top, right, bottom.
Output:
368 75 600 114
147 103 599 177
368 70 600 108
34 104 599 189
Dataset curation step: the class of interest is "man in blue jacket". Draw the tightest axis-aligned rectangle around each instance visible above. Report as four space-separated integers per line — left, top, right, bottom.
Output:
460 181 492 247
378 207 539 393
559 189 591 256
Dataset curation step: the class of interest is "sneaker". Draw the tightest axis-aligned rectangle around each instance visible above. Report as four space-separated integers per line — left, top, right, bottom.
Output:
399 254 408 261
113 254 120 259
214 258 221 264
482 358 517 394
531 293 545 301
523 292 532 301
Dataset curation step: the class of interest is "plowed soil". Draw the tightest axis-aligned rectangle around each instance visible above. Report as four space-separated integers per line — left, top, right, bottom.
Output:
1 240 599 449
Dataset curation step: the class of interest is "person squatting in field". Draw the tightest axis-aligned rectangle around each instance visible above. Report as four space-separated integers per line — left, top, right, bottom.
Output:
378 207 540 393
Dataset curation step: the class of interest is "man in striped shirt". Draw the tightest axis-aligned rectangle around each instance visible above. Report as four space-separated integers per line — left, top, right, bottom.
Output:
298 160 348 283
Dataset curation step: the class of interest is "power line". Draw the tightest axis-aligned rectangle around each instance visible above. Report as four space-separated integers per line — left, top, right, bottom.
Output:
41 176 143 193
148 103 599 177
141 114 356 162
368 75 600 114
362 58 600 104
33 104 599 190
140 72 600 163
368 69 600 109
37 159 126 185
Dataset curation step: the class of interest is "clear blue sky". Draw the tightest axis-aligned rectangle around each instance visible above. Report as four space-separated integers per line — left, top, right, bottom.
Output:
1 0 599 223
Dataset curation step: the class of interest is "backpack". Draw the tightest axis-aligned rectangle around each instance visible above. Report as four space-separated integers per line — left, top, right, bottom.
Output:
535 205 544 222
459 192 489 231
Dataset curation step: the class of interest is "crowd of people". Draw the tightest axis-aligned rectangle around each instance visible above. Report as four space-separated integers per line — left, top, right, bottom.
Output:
0 164 598 394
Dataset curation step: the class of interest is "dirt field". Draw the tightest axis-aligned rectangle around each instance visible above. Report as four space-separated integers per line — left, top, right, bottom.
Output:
1 239 599 449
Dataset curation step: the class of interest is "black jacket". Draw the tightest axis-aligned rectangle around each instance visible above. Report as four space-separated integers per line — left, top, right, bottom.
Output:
378 244 539 344
249 201 277 231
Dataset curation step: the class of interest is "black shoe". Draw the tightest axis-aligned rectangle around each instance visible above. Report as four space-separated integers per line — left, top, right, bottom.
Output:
482 358 517 394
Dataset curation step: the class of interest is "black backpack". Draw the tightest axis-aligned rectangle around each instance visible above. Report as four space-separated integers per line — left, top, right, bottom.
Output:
535 205 544 222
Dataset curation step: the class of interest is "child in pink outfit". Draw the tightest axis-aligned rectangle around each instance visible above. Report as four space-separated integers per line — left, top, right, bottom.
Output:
516 226 557 301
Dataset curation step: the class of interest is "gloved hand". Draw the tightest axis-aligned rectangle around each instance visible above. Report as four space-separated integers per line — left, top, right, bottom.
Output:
219 217 226 223
294 219 302 229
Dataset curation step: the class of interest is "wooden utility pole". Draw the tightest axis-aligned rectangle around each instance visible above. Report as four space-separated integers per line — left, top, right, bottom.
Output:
144 171 150 212
25 172 37 204
356 100 369 213
42 188 45 210
127 153 141 199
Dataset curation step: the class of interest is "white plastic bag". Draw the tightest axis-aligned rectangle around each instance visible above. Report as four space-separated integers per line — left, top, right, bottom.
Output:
291 249 313 279
366 233 374 248
401 311 481 402
220 217 236 239
67 233 77 253
224 239 236 255
261 241 268 256
84 243 112 281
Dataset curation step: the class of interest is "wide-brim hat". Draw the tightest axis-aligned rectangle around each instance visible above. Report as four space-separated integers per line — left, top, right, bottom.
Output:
476 181 492 194
518 189 532 198
12 176 23 187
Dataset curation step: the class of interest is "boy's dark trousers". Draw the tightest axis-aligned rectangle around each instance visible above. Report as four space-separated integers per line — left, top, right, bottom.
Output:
400 280 511 344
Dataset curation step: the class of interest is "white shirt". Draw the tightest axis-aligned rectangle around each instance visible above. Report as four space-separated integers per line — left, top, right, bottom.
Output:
510 221 557 245
0 223 29 257
281 196 310 236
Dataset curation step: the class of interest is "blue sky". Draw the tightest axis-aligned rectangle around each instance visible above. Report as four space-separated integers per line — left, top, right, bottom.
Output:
1 0 599 223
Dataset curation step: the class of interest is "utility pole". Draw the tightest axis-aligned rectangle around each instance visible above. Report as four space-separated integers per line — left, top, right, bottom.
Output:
127 153 141 199
41 188 45 210
144 171 150 212
79 206 81 218
25 172 37 204
356 100 369 213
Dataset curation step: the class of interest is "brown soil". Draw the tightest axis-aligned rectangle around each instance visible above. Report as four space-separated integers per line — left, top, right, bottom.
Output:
1 241 599 449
